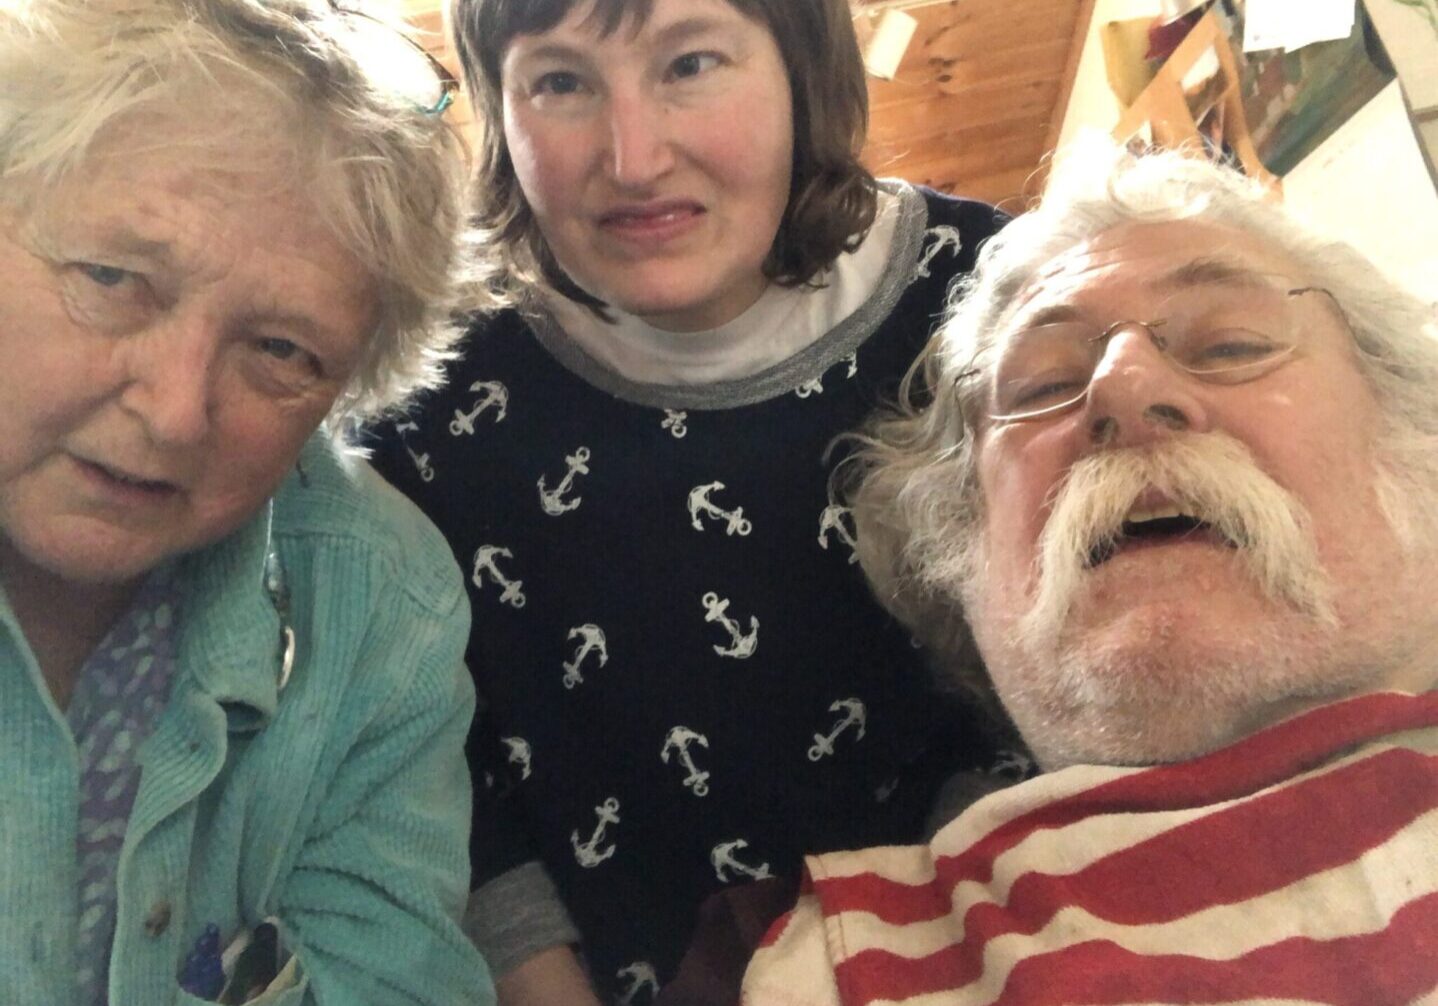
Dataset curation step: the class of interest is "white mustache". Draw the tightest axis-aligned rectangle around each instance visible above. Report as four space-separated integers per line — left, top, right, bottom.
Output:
1018 432 1336 647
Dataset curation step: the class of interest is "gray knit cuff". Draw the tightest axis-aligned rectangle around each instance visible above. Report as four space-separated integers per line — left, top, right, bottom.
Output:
462 862 583 978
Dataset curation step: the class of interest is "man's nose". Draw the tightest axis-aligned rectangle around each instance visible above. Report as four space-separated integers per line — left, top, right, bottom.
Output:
1081 323 1212 448
118 315 219 447
604 88 676 189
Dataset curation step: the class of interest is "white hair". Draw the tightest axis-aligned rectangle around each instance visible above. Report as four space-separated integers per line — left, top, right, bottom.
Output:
0 0 475 429
846 140 1438 696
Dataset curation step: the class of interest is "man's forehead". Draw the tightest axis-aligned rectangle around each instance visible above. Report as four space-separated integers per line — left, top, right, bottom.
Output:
1010 219 1302 319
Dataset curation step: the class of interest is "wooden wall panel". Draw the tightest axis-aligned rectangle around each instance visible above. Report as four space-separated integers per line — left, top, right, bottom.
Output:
859 0 1085 205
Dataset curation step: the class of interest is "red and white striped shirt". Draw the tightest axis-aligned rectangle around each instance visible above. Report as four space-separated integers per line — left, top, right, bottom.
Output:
742 690 1438 1006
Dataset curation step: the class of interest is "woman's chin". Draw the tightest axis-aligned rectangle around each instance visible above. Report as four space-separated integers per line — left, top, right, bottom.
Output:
1 519 171 589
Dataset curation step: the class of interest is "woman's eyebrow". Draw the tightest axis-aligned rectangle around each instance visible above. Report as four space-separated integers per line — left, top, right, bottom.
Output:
648 16 734 48
506 41 589 65
45 218 174 265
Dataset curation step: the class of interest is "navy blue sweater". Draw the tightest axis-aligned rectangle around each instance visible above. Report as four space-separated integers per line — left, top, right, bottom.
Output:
370 185 1008 1003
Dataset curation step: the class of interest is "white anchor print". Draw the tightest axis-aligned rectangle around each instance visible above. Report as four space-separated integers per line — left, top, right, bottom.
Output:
661 409 688 439
914 224 964 280
710 839 773 883
616 962 660 1006
471 545 526 609
501 736 532 781
817 504 859 563
562 624 608 689
660 726 711 797
843 352 859 379
449 380 509 435
571 797 621 868
701 592 759 659
687 482 753 536
807 697 868 761
537 446 591 516
794 375 824 399
393 421 435 482
405 447 436 482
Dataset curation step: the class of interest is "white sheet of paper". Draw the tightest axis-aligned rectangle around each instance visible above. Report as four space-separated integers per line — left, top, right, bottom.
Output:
1180 45 1221 92
1243 0 1356 53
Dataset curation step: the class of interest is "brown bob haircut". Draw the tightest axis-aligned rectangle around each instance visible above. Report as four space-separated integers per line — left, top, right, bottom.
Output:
452 0 879 309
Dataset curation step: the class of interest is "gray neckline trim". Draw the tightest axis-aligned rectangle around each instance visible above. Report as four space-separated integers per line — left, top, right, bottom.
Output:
525 179 931 411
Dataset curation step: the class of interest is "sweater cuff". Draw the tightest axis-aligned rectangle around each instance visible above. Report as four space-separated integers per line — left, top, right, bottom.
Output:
462 861 582 978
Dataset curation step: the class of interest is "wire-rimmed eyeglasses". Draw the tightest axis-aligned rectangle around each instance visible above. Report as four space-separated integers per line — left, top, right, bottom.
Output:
979 284 1336 423
329 2 459 117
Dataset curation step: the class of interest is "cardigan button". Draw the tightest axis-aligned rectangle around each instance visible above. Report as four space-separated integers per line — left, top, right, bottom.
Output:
144 901 172 937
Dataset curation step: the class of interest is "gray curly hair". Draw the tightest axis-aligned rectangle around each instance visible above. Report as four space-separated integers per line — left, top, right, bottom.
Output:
0 0 473 428
844 140 1438 693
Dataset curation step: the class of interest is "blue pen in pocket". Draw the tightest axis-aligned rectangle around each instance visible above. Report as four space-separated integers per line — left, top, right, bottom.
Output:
178 923 225 999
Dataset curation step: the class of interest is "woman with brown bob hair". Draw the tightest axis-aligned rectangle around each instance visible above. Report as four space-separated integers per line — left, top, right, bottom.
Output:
370 0 1008 1002
462 0 876 309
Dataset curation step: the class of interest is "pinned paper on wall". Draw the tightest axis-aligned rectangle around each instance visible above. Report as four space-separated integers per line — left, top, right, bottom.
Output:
1180 45 1221 91
1243 0 1356 52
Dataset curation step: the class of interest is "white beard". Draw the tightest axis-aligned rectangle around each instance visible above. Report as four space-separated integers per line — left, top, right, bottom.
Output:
968 431 1435 769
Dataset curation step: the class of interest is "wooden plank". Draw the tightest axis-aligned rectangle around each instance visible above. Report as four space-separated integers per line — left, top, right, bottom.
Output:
867 80 1057 143
865 121 1047 183
901 0 1081 67
1043 0 1097 154
865 111 1052 171
862 41 1081 109
884 161 1037 207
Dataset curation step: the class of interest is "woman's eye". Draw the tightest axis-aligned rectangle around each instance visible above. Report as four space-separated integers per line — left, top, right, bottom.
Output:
80 262 132 288
249 335 324 391
669 51 722 80
257 336 301 361
532 70 584 96
60 260 153 331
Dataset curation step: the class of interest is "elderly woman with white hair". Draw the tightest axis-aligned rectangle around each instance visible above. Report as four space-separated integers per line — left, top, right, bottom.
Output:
0 0 493 1002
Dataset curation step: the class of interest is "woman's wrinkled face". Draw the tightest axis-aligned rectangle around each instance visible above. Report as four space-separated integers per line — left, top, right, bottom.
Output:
500 0 794 332
0 139 377 588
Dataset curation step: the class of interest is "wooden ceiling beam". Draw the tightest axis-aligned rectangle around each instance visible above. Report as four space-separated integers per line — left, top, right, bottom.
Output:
1041 0 1098 158
865 110 1052 164
868 43 1070 110
902 0 1080 60
883 161 1038 206
866 81 1056 143
862 128 1046 185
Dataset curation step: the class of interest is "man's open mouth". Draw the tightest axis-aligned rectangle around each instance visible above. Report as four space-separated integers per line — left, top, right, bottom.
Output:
1086 504 1234 567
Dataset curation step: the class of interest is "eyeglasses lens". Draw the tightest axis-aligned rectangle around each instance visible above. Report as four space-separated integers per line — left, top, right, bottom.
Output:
988 283 1308 421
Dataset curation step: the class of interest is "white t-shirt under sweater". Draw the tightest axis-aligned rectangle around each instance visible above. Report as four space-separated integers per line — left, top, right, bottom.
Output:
540 189 902 386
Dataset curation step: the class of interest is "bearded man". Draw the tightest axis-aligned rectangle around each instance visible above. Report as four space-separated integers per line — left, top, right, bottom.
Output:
740 144 1438 1005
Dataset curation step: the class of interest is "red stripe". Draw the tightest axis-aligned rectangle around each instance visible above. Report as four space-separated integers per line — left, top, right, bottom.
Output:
813 745 1435 930
942 693 1438 889
810 693 1438 929
832 891 1438 1005
978 746 1437 927
757 908 798 951
819 747 1435 992
811 870 953 927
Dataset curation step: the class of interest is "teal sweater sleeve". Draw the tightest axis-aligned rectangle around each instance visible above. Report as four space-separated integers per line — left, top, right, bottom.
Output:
278 572 491 1003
